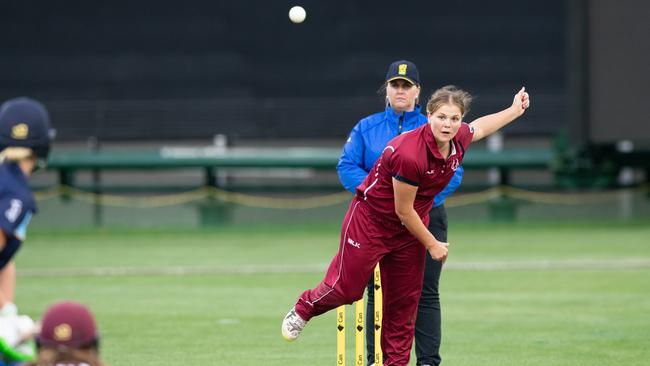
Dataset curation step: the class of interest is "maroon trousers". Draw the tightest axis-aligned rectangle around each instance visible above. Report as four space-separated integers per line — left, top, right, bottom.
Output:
295 199 427 366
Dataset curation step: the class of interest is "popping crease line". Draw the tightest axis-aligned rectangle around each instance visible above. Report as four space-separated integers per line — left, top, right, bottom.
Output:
18 258 650 278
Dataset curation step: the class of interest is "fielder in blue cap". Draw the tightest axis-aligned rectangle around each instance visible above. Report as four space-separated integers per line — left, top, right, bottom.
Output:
0 97 53 321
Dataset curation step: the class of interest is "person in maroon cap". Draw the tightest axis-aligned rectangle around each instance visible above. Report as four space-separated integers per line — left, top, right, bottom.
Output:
283 85 530 366
23 301 107 366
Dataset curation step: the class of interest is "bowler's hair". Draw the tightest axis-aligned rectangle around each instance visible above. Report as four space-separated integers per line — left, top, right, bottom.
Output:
425 85 473 117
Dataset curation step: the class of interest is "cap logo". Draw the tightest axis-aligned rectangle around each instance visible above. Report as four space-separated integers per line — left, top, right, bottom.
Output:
11 124 29 139
398 64 408 75
53 323 72 341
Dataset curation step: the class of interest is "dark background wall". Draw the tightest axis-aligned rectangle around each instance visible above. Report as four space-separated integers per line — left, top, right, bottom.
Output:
587 0 650 145
0 0 566 141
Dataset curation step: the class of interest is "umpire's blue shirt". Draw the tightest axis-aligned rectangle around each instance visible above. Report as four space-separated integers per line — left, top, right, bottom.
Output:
336 105 463 207
0 162 36 269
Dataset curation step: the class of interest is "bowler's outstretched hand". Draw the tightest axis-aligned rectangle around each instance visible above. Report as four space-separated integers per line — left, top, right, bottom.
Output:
512 87 530 116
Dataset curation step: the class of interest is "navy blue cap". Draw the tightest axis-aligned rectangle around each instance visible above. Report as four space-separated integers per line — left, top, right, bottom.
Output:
0 97 53 161
385 60 420 86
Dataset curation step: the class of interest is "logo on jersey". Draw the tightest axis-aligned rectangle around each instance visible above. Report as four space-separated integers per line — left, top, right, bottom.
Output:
425 170 435 175
11 124 29 139
347 237 361 248
469 124 474 134
4 199 23 223
451 159 460 171
398 64 407 75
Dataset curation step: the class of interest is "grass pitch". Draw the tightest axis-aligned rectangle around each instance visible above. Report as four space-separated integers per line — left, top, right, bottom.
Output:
14 221 650 365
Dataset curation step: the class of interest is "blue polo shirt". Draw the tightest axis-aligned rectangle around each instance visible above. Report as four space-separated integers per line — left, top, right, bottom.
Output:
0 162 36 269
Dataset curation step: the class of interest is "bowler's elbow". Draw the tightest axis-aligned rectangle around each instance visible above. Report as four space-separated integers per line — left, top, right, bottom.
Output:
394 206 412 222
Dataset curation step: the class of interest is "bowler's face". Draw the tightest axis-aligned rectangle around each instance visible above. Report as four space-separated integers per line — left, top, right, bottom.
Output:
428 104 462 144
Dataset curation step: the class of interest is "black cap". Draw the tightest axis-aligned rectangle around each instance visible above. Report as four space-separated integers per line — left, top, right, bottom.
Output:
0 97 53 161
385 60 420 86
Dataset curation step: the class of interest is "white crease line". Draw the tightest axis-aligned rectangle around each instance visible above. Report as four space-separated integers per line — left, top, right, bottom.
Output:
17 259 650 278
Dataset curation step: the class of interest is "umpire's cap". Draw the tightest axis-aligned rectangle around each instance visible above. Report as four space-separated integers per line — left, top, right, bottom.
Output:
385 60 420 86
38 301 99 349
0 97 53 162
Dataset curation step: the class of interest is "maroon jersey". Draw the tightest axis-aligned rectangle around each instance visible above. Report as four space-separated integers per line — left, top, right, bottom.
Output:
355 122 473 224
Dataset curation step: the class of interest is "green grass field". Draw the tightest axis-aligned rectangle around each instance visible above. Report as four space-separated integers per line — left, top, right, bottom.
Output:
13 222 650 365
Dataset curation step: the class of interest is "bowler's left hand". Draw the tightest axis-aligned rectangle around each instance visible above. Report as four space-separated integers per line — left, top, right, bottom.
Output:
511 87 530 116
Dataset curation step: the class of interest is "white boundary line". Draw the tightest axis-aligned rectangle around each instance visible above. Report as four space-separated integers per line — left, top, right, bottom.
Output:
17 258 650 278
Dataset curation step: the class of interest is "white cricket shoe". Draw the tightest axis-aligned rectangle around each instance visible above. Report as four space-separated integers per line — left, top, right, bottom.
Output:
281 306 307 341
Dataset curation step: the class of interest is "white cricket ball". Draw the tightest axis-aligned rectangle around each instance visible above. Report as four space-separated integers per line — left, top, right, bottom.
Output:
289 6 306 24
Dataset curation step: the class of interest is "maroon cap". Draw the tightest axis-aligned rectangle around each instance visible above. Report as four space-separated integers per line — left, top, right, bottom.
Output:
38 301 98 348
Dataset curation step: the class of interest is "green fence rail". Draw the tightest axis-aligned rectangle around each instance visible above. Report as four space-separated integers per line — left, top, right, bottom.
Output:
47 146 555 188
40 146 559 225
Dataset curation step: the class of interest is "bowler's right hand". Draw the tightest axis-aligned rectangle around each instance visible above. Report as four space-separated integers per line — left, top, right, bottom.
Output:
427 242 449 263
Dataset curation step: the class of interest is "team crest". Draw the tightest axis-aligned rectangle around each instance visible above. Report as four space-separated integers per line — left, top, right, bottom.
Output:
451 159 460 171
54 323 72 341
398 64 407 75
11 123 29 139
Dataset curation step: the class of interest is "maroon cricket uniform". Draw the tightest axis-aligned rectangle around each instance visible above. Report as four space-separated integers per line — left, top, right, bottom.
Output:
295 123 473 366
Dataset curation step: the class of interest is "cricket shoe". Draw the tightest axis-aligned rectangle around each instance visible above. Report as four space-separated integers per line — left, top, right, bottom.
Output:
281 306 307 341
